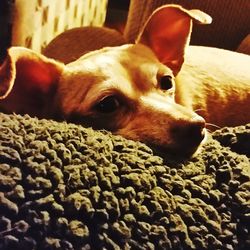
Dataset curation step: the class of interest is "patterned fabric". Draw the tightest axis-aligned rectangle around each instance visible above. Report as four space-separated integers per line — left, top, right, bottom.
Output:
124 0 250 51
11 0 108 52
0 0 14 63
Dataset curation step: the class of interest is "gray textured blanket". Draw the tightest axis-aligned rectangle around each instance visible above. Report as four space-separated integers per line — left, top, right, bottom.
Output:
0 112 249 249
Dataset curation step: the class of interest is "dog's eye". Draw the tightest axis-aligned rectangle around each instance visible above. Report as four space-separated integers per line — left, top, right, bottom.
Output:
95 96 120 113
159 75 173 90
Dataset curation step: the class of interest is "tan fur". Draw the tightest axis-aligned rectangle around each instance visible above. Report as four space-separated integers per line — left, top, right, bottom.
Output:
176 46 250 127
0 5 249 158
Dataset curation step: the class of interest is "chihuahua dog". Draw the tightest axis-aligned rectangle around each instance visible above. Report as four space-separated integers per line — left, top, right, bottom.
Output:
0 5 250 157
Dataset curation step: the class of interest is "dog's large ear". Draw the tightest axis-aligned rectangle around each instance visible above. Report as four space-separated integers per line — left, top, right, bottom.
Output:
0 47 64 115
136 5 212 75
0 47 64 99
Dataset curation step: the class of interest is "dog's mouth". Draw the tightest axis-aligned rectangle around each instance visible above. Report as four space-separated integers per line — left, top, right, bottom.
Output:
149 128 207 160
150 143 201 160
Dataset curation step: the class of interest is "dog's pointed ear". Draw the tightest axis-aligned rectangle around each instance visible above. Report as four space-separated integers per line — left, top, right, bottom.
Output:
136 5 212 75
0 47 65 116
0 47 64 99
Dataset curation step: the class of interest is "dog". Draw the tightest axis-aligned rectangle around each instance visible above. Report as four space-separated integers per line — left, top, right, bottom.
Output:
0 5 250 158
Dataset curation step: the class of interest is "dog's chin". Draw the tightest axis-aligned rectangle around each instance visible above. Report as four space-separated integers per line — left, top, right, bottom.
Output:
150 144 200 161
149 132 207 161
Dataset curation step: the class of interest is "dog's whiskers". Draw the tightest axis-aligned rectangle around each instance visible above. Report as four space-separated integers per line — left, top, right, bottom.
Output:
194 108 205 113
193 108 221 131
205 122 221 132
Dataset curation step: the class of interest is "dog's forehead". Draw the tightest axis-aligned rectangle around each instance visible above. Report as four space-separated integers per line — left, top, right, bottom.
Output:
67 44 159 69
82 44 158 61
65 44 165 92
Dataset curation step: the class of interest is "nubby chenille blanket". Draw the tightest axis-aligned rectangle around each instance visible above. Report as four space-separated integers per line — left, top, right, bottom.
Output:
0 113 249 249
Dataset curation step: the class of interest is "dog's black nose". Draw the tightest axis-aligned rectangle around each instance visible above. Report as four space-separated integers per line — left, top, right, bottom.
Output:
171 116 206 149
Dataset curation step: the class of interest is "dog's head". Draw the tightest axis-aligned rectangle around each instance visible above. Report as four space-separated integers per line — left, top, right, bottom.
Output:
0 5 211 157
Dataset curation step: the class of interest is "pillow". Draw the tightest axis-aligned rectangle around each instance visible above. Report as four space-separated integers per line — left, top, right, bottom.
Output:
0 112 249 249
